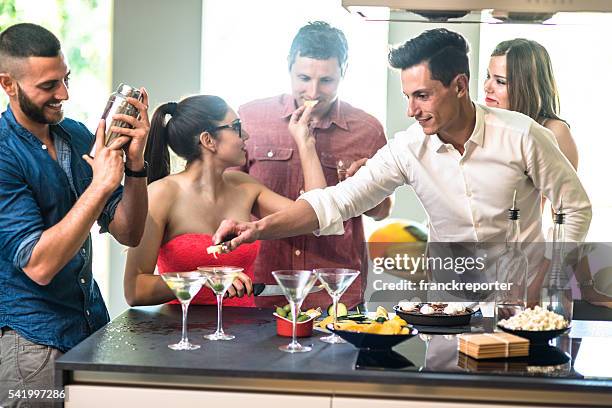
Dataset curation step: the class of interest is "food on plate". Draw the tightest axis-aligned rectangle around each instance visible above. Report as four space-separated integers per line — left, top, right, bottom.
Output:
327 302 348 318
398 301 470 316
498 306 569 331
397 301 419 312
420 304 435 315
317 306 412 335
375 305 389 322
443 303 466 315
334 315 410 335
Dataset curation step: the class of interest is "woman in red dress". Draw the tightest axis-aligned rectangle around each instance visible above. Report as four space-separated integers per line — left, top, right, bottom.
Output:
123 95 325 306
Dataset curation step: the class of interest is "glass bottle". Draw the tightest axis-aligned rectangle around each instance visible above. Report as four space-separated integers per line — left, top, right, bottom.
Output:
541 205 573 323
495 191 528 323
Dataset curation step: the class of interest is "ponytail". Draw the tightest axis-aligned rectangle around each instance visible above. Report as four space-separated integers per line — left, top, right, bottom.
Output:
144 95 229 184
144 102 175 184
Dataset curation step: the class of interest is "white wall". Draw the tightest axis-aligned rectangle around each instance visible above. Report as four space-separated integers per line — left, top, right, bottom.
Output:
108 0 203 318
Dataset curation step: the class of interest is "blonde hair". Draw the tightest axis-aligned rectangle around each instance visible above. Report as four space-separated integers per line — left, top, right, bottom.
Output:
491 39 563 123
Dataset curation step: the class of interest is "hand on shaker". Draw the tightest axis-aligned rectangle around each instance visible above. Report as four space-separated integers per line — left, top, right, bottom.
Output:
288 104 315 149
212 219 260 252
83 119 129 195
109 87 150 170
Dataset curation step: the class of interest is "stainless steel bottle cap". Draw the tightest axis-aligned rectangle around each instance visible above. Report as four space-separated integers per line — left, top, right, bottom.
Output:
116 83 141 99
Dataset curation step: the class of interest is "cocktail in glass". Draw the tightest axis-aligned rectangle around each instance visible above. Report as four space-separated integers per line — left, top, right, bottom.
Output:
315 268 360 344
272 270 318 353
197 266 243 340
160 271 205 350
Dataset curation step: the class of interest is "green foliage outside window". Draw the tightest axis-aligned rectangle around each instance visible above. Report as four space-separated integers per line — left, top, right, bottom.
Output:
0 0 110 129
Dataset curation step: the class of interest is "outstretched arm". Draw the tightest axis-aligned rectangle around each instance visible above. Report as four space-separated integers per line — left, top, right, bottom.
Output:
215 139 406 250
213 199 319 251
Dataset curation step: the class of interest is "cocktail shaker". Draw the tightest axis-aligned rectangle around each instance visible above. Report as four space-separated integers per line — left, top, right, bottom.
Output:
101 83 143 146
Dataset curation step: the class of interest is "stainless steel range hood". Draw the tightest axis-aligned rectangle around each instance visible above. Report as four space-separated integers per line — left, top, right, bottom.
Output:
343 0 612 23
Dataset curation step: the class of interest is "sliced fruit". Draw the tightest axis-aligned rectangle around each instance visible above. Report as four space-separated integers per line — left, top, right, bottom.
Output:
375 305 389 322
304 307 322 319
344 314 368 321
206 244 223 259
327 303 348 318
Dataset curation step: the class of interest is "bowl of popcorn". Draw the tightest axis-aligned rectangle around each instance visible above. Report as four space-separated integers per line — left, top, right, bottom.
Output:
497 306 570 345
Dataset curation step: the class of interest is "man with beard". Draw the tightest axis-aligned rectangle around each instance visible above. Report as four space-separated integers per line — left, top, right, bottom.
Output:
0 23 149 406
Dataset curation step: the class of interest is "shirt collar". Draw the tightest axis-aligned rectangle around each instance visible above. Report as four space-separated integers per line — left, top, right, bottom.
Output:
279 94 349 131
426 102 484 153
469 103 485 147
2 104 71 143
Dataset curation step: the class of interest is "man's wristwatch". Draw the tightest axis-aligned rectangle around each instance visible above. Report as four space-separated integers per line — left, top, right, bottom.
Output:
124 161 148 178
578 278 595 288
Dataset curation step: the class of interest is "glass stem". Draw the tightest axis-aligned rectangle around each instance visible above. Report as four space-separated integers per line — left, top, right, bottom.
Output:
290 301 298 347
332 295 340 329
216 293 224 334
180 301 190 344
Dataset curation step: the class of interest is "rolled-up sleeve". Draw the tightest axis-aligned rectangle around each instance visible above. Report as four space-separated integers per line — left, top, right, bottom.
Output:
523 122 591 241
300 140 407 236
0 148 45 270
97 185 123 233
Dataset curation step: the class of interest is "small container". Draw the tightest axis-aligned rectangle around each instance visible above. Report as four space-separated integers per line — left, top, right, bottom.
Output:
101 83 143 146
274 314 314 337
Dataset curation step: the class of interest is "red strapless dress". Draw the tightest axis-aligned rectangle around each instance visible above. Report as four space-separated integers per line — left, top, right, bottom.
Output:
157 233 259 307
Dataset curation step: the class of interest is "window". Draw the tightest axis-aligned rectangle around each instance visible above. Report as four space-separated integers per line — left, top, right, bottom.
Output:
201 0 389 125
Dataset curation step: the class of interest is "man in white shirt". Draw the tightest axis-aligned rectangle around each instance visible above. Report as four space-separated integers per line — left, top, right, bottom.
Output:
213 29 591 254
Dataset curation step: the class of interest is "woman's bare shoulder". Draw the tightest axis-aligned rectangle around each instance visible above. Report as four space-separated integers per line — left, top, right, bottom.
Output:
544 118 571 135
543 119 578 169
147 176 181 210
223 169 263 187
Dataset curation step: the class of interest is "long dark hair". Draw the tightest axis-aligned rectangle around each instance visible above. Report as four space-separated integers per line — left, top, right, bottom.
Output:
491 39 562 123
144 95 228 184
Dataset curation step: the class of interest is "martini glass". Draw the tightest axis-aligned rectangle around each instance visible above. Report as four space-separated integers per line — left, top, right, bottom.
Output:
315 268 360 344
272 270 318 353
198 266 243 340
160 271 205 350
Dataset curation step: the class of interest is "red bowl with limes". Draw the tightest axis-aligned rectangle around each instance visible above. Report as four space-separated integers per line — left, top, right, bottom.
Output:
274 313 315 337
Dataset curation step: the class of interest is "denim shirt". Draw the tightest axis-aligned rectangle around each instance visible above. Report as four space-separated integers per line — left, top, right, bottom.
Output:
0 106 122 352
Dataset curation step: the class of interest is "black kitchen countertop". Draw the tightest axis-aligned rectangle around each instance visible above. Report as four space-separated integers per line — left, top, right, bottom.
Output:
56 305 612 406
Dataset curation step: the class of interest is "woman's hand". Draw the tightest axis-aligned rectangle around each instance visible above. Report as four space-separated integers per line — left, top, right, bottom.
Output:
225 271 254 298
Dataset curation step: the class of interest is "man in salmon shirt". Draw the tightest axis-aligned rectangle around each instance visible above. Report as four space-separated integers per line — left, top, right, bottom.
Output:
238 21 391 309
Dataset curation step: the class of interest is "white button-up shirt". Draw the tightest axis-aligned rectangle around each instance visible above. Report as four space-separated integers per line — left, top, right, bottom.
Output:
300 103 591 243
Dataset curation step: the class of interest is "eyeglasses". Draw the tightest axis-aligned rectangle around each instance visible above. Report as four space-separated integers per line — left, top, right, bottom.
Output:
208 119 243 140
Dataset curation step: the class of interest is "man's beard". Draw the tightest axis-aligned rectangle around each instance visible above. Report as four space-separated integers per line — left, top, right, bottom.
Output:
17 83 63 125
